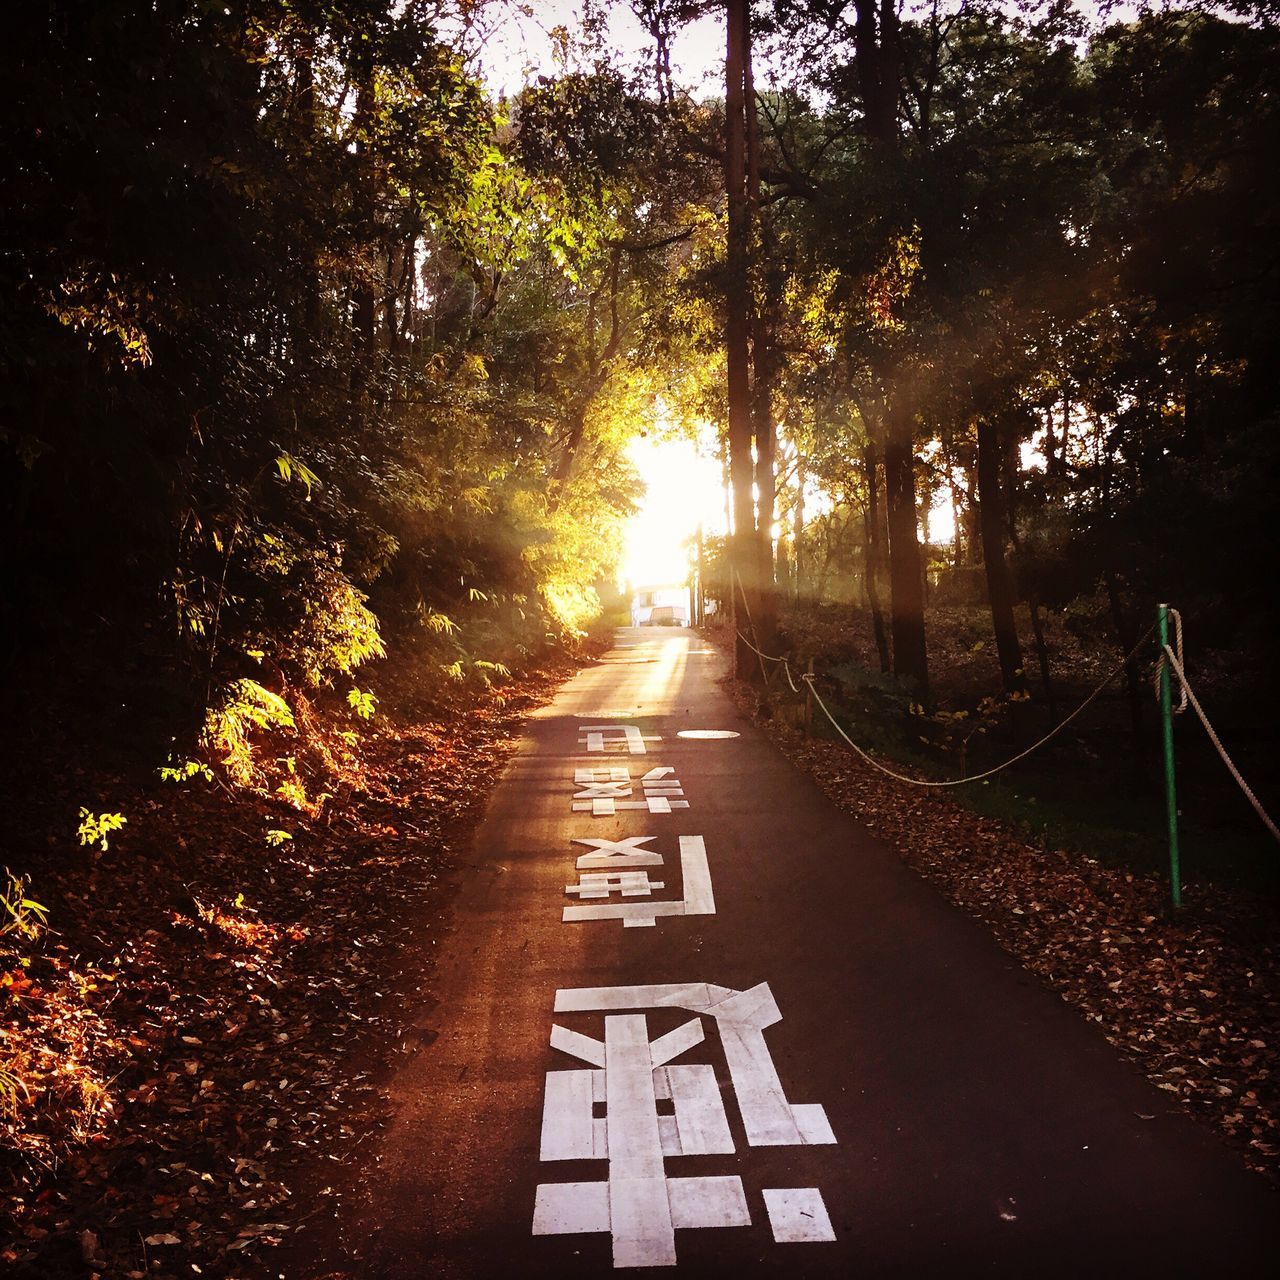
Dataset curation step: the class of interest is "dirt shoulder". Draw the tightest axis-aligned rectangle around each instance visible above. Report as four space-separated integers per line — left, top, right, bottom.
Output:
0 650 586 1278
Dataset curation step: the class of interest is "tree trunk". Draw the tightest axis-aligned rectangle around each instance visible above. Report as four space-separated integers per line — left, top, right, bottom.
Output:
976 418 1026 694
1104 568 1149 786
862 442 892 673
745 12 778 657
1028 596 1058 722
351 75 377 399
856 1 920 687
295 38 322 339
695 524 706 625
793 457 805 602
725 0 756 678
884 406 928 691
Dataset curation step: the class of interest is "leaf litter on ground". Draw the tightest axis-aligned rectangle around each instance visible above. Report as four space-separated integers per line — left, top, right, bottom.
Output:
0 651 583 1278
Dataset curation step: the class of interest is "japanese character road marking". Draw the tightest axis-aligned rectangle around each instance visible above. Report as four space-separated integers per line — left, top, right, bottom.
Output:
572 766 689 816
563 836 714 929
580 724 661 754
534 981 836 1267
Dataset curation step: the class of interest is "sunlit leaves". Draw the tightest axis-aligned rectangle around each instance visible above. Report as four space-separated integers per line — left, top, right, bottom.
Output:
274 453 320 499
0 870 48 941
76 809 128 853
346 687 378 720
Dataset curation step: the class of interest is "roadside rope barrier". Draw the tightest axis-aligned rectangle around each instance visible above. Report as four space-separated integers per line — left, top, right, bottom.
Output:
1152 606 1188 714
1161 644 1280 843
735 628 800 692
730 569 775 690
735 625 1158 790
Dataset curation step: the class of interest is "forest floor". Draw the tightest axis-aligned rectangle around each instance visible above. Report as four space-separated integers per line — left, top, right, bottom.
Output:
719 607 1280 1189
3 608 1276 1280
0 640 589 1279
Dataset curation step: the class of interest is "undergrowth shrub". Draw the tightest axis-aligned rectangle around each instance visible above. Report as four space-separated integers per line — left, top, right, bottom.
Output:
203 679 295 786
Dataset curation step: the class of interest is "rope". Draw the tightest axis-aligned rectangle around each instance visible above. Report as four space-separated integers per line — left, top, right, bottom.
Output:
736 627 800 692
730 568 773 689
1152 606 1188 714
744 625 1156 789
1161 644 1280 843
734 601 1278 844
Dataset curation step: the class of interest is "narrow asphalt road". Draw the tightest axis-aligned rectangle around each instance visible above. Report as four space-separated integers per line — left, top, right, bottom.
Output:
346 627 1276 1277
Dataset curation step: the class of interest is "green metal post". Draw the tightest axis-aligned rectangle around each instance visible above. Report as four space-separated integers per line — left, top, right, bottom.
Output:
1158 603 1181 909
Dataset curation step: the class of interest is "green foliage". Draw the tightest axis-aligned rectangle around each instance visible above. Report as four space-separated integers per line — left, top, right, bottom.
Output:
346 688 378 720
7 0 1272 810
158 758 214 784
274 453 320 499
0 870 48 941
264 829 293 848
0 0 660 793
204 680 295 786
276 778 308 810
76 809 127 853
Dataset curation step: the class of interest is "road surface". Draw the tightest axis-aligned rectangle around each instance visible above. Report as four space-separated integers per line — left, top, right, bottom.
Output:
345 628 1276 1276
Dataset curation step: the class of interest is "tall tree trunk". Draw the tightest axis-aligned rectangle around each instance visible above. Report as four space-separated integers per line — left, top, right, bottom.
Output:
856 0 923 688
1105 568 1149 786
1028 597 1058 721
744 12 778 657
862 442 892 673
385 238 404 352
884 404 928 691
695 524 705 625
976 417 1026 693
793 457 806 603
1006 507 1059 721
295 36 322 339
947 433 964 567
351 75 377 401
725 0 756 678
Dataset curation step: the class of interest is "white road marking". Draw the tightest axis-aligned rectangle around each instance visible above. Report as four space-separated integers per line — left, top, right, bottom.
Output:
575 781 632 799
556 983 731 1014
762 1187 836 1243
550 981 834 1147
676 729 740 740
540 1011 745 1267
606 1014 676 1266
540 1070 595 1161
647 1017 705 1067
581 724 661 754
570 765 688 815
678 836 715 915
571 797 689 814
792 1103 838 1145
668 1176 750 1229
563 837 714 928
537 982 836 1266
574 836 664 869
565 871 665 899
532 1181 609 1236
550 1024 606 1067
667 1064 735 1155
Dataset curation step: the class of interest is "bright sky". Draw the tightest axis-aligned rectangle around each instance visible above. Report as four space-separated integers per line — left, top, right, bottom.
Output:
468 0 724 97
621 433 725 588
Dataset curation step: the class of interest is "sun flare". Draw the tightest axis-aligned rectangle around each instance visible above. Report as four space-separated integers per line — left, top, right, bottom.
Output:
620 433 725 589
